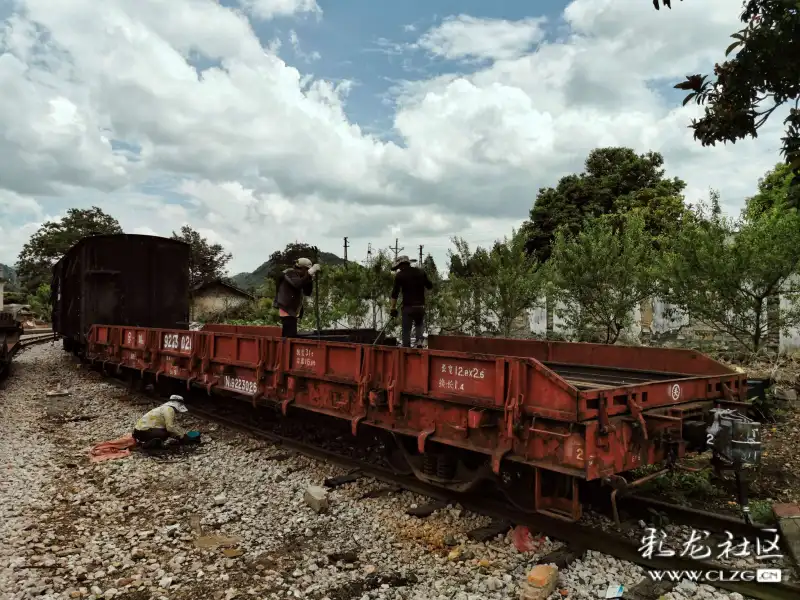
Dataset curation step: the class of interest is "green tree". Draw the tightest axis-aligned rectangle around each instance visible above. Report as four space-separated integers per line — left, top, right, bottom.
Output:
16 207 123 295
265 242 317 281
660 196 800 353
446 231 543 337
418 254 450 334
27 283 52 321
362 250 396 331
171 225 232 289
445 241 494 335
546 211 660 344
522 147 687 262
665 0 800 198
485 230 544 336
743 163 794 220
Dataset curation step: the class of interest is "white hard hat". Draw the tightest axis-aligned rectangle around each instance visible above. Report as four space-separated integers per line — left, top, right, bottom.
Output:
165 395 187 413
295 257 312 268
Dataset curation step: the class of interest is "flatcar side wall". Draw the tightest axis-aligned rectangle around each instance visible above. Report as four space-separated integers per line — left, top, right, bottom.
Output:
86 325 717 481
428 334 735 377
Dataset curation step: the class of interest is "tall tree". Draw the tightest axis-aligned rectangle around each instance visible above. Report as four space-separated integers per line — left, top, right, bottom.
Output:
266 242 317 281
663 0 800 198
743 163 794 220
16 207 123 295
485 230 544 336
445 240 494 335
171 225 232 289
522 147 687 262
660 195 800 354
446 232 543 336
546 211 661 344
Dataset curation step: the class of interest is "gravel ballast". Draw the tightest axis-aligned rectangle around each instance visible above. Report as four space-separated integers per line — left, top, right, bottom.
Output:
0 344 754 599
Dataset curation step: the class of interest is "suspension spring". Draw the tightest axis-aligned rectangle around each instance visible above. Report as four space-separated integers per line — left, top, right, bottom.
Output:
423 453 438 476
437 454 457 480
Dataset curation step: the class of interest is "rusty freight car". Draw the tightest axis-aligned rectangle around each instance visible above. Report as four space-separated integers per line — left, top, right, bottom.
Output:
84 324 748 521
52 235 191 353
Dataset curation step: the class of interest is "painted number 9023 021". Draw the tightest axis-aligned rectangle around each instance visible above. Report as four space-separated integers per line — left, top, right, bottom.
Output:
163 333 192 351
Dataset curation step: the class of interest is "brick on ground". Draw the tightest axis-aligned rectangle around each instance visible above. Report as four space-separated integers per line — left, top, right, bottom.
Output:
519 564 558 600
304 485 329 513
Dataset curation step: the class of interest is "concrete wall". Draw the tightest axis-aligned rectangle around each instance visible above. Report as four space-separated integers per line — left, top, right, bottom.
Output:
527 294 800 353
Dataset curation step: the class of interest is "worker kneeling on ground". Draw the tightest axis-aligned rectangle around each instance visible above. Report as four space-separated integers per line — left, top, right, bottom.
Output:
273 257 320 338
390 255 433 348
133 395 189 448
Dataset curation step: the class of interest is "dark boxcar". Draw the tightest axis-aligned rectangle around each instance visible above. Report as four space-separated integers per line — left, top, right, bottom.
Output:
51 234 190 351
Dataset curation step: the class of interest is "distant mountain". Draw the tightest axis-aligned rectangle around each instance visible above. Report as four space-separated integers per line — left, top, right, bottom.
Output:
0 264 17 286
231 250 346 292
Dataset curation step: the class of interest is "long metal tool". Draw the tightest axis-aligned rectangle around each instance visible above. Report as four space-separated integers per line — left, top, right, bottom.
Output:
313 246 322 339
372 317 393 345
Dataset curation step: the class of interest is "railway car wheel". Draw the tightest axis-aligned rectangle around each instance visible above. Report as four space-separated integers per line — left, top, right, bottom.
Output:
378 432 413 475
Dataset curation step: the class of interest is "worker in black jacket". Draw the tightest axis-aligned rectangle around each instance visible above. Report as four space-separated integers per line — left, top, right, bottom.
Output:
389 255 433 348
273 257 320 337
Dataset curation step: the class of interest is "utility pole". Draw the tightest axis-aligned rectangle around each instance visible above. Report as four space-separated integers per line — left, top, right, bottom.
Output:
343 237 349 267
418 245 424 265
391 238 403 260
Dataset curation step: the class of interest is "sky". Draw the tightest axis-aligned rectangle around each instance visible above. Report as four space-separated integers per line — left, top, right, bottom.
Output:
0 0 786 276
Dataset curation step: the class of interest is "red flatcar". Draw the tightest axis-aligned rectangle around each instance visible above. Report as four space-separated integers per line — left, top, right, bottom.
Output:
84 323 748 521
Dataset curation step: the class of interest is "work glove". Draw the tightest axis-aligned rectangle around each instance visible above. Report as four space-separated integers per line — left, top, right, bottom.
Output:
390 308 398 318
308 264 321 276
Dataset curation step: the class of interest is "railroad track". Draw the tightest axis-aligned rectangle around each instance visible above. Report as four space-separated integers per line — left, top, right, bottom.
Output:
0 333 56 380
19 333 56 347
102 374 798 600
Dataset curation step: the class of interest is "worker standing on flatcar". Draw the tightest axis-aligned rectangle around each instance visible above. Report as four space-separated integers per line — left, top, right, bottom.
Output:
273 257 320 337
389 255 433 348
133 395 189 448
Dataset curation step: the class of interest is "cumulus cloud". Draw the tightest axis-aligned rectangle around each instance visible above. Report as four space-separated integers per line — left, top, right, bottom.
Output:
239 0 321 21
414 15 548 61
0 0 785 275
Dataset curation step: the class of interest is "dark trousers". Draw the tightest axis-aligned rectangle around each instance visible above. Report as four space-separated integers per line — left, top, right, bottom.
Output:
133 428 170 447
401 306 425 348
281 316 298 338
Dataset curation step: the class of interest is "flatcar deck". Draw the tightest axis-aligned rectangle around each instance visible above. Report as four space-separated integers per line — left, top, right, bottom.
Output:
543 361 686 390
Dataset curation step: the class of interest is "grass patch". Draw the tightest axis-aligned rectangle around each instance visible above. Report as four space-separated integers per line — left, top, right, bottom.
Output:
638 468 726 503
747 499 777 524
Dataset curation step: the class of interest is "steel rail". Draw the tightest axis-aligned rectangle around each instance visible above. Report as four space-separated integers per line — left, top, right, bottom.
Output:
19 333 56 347
1 333 56 379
